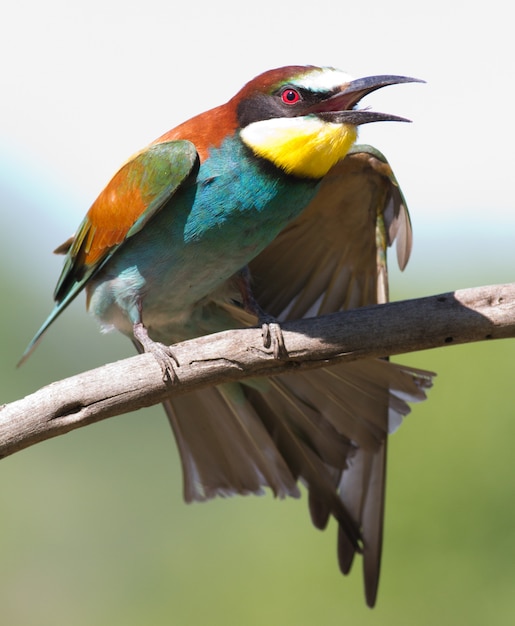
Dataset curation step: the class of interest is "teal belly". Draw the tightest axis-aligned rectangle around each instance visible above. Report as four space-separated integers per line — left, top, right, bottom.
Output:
88 137 320 342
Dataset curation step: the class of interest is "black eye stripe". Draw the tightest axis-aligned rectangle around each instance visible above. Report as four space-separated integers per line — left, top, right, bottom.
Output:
237 86 337 127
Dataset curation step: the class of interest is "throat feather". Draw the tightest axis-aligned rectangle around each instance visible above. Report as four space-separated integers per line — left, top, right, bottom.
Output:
240 116 357 179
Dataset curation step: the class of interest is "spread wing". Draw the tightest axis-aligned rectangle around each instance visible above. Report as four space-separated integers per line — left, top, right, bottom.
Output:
250 144 412 317
19 140 199 364
247 144 415 606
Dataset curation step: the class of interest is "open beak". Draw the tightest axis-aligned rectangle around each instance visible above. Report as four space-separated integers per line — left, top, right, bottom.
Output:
310 75 424 125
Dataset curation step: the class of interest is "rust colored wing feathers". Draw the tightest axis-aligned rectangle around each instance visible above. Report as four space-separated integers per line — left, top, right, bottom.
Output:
53 140 198 303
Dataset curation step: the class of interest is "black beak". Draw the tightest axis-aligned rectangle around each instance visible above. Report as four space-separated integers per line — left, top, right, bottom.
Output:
310 75 424 125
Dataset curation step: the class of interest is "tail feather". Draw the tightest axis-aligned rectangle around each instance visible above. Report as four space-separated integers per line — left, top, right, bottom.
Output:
18 268 93 367
18 300 69 367
162 385 300 502
243 381 362 547
162 358 433 605
338 443 387 607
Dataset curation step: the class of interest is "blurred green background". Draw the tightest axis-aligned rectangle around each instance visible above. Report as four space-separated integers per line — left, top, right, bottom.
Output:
4 229 515 626
2 0 515 624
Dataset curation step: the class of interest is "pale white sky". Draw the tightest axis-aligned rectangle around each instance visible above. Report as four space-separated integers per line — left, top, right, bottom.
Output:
1 0 513 264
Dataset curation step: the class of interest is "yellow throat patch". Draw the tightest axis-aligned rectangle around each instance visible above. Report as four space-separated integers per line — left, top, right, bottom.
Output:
240 116 358 179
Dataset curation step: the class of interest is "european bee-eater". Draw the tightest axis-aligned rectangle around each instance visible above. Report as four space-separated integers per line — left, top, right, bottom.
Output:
20 65 432 607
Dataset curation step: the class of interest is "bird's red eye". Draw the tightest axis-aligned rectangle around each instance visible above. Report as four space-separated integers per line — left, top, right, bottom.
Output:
281 88 301 104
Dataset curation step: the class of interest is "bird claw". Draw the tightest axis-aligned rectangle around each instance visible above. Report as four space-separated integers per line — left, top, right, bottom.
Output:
149 342 180 383
133 322 179 383
261 317 288 360
234 269 289 360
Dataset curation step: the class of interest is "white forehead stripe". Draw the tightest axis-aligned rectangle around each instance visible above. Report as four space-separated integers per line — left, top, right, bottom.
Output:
294 67 354 92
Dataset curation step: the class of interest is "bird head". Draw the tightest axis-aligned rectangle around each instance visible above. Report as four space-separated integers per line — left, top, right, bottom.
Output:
235 65 422 179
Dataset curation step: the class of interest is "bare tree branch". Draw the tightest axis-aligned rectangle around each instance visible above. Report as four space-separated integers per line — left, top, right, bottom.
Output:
2 282 515 460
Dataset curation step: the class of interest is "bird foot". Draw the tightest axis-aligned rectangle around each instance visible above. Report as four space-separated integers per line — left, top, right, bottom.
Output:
234 267 289 360
133 322 179 383
260 315 288 360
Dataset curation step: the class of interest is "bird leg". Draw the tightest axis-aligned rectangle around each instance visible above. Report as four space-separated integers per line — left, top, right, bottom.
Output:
236 267 288 360
133 322 180 383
